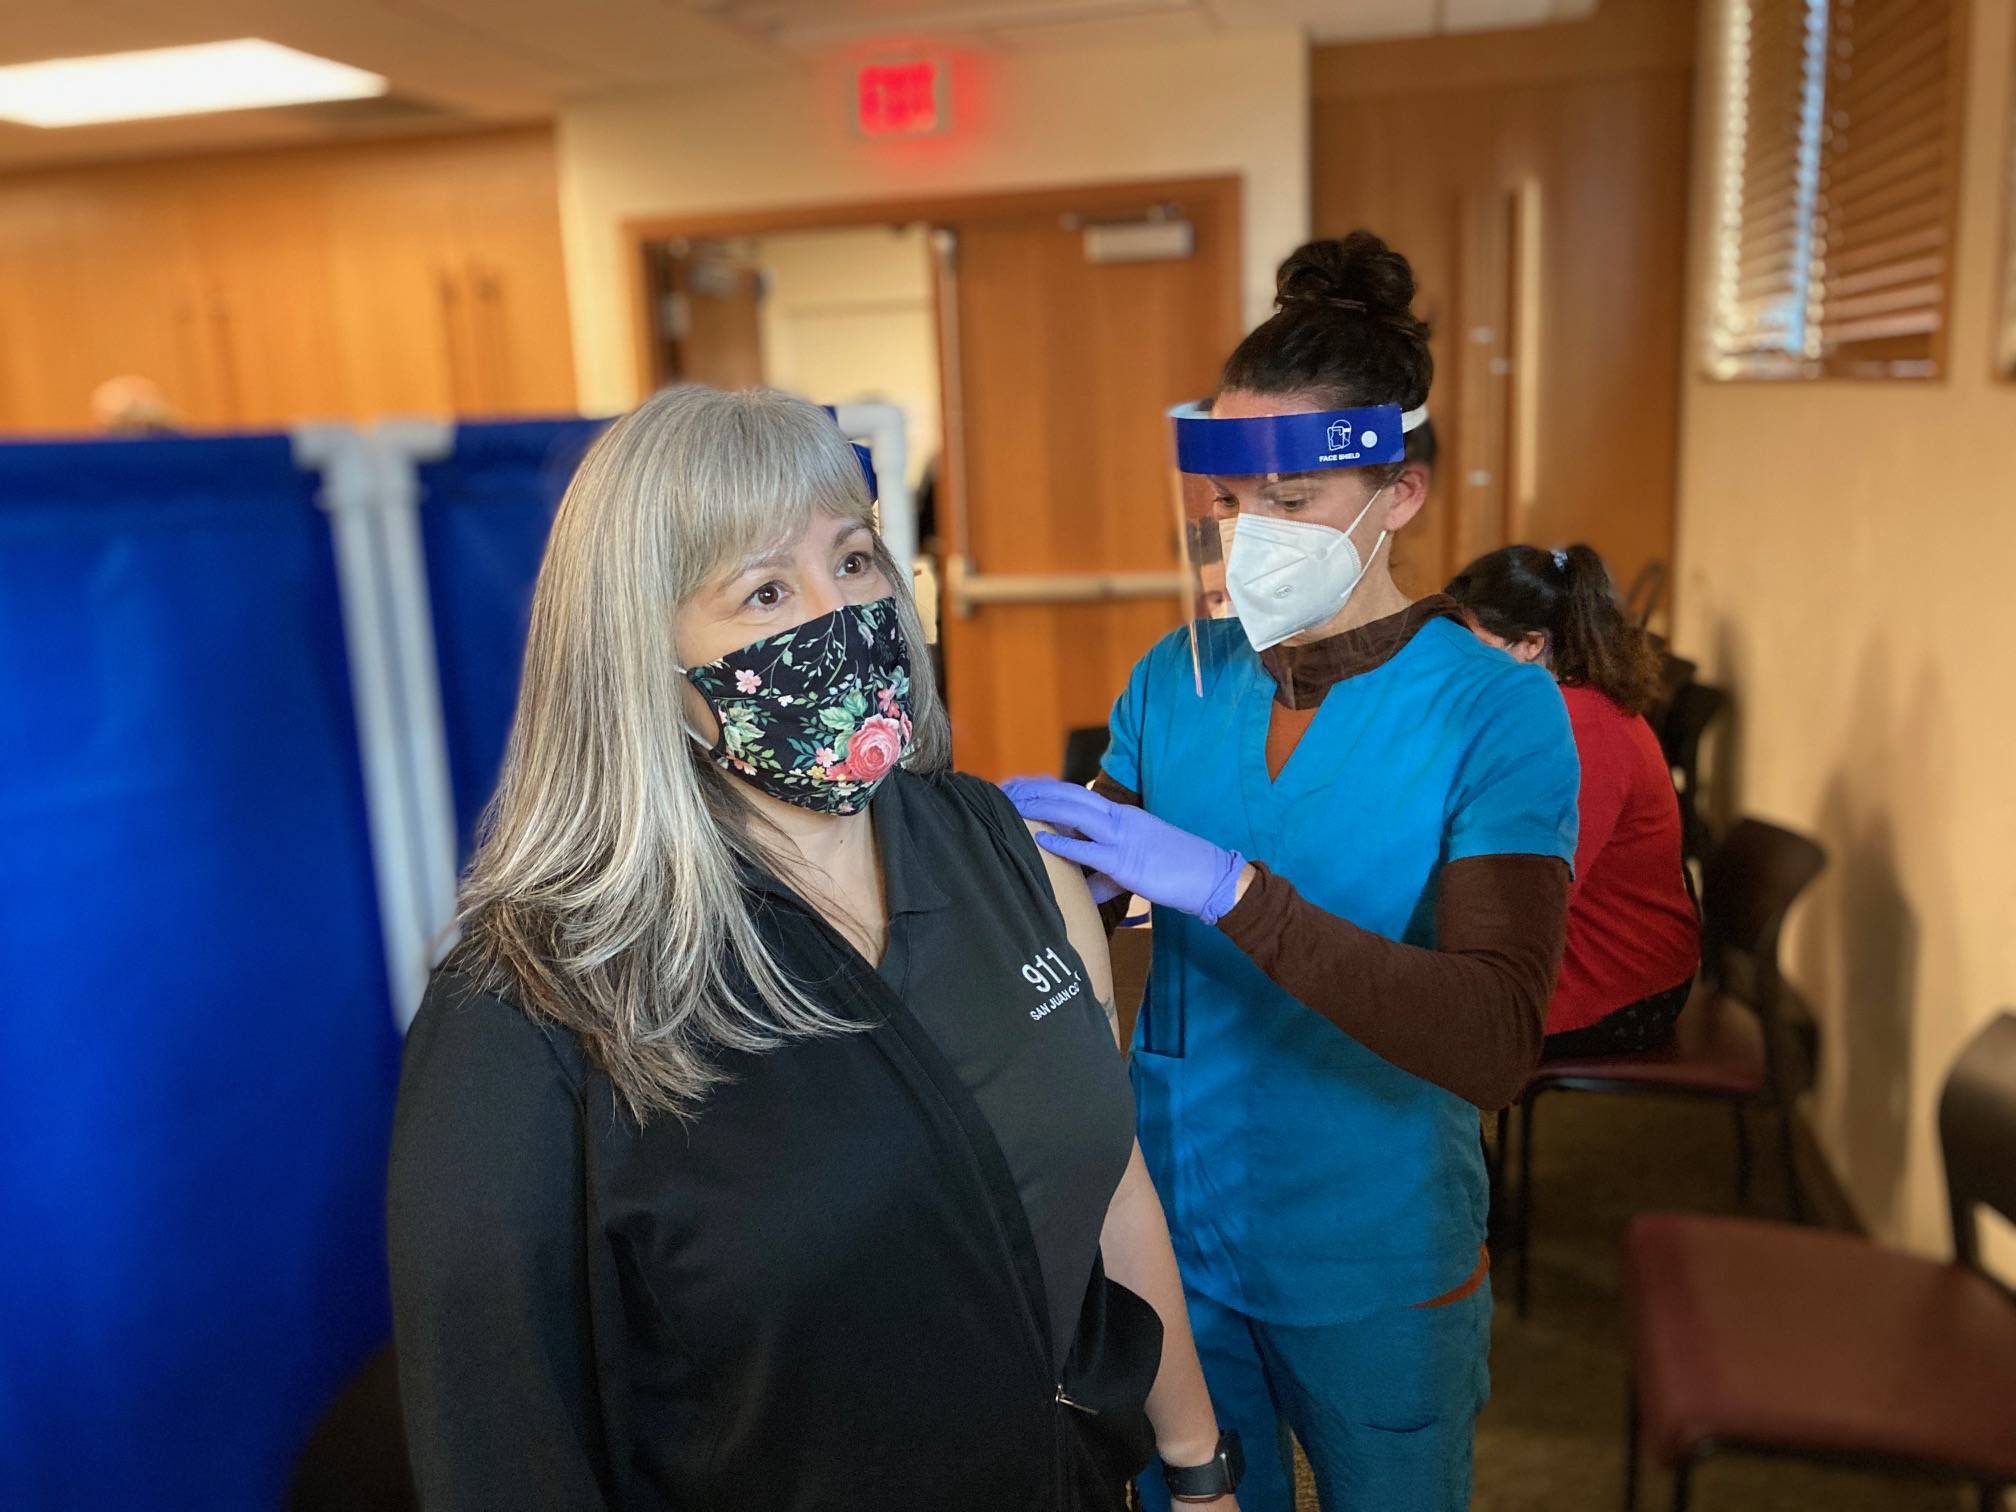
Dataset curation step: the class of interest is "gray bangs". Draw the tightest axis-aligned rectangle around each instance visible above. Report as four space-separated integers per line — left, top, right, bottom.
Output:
657 387 876 597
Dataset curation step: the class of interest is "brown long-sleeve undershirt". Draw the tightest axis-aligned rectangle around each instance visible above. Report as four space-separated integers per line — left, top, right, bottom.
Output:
1219 853 1565 1110
1089 596 1570 1111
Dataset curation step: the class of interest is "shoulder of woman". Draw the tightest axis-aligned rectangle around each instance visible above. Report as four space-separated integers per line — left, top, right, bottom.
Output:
1559 681 1636 736
404 966 589 1099
389 972 591 1267
1429 618 1562 705
900 768 1039 855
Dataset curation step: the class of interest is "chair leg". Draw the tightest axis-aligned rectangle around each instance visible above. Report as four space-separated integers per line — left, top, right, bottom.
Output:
1670 1459 1692 1512
1732 1103 1753 1208
1623 1380 1640 1512
1777 1106 1806 1223
1517 1092 1539 1319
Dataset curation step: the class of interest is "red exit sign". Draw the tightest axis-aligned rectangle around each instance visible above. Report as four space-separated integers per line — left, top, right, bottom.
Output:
856 59 946 138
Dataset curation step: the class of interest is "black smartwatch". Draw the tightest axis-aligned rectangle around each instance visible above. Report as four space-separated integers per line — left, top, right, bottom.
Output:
1162 1430 1244 1503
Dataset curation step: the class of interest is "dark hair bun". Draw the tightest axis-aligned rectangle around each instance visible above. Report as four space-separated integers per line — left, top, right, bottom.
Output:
1218 228 1433 413
1275 231 1419 324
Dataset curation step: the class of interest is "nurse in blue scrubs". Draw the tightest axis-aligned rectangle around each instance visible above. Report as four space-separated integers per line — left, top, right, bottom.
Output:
1007 231 1580 1512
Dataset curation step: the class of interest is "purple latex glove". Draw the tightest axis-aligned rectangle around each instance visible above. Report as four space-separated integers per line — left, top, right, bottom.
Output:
1000 776 1249 926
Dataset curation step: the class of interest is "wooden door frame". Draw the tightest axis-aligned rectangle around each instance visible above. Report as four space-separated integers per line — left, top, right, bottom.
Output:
620 175 1243 400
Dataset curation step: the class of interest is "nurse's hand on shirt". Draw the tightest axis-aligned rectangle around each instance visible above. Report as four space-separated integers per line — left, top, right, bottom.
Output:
1001 778 1253 926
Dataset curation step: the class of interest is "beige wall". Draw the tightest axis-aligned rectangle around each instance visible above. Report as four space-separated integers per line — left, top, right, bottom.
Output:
1675 0 2016 1255
555 29 1308 415
747 225 940 487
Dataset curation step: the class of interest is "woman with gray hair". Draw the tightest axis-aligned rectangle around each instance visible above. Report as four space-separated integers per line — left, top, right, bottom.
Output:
386 386 1240 1511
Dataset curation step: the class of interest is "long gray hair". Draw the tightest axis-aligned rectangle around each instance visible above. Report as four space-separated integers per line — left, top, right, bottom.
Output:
450 385 950 1122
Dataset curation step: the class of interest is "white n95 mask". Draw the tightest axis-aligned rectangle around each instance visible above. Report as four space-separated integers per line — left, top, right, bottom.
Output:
1218 486 1388 652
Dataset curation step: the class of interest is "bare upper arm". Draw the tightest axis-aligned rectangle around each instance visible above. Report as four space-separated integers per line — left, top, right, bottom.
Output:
1025 819 1121 1047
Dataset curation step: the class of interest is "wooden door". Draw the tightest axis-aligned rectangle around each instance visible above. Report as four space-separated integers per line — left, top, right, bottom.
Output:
1313 10 1693 605
1446 187 1523 575
191 173 350 427
324 149 466 419
932 182 1240 781
449 135 578 416
662 245 767 391
0 185 96 433
62 185 219 430
324 129 575 420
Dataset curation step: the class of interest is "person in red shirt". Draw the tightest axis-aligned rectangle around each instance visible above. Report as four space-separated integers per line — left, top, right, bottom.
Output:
1445 544 1701 1059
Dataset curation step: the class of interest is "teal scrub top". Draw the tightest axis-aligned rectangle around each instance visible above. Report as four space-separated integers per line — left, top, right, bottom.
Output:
1104 615 1579 1325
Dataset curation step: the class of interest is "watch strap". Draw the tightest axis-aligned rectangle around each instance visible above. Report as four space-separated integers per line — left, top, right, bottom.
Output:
1161 1429 1244 1500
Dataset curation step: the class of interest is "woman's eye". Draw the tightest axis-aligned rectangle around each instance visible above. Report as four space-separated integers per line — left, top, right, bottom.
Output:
838 551 870 577
1211 496 1238 516
1276 498 1307 513
748 582 787 609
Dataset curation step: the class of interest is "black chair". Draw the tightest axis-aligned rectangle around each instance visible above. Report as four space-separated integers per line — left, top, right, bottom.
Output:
1650 648 1695 710
1643 650 1695 745
1498 818 1826 1317
1659 681 1729 873
1061 725 1110 786
288 1342 415 1512
1623 1012 2016 1511
1624 560 1669 629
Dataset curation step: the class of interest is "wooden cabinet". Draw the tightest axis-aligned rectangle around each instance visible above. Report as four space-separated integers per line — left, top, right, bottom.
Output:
0 187 96 434
322 151 467 422
445 142 579 416
192 172 354 428
0 127 576 436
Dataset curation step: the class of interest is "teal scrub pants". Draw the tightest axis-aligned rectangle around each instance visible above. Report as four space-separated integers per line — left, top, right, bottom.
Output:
1138 1282 1492 1512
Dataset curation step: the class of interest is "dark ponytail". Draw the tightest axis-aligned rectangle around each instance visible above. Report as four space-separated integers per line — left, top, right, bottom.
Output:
1219 231 1434 438
1444 544 1665 715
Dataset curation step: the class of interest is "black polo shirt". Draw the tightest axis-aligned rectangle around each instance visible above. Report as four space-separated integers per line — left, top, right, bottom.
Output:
387 769 1153 1511
864 771 1136 1363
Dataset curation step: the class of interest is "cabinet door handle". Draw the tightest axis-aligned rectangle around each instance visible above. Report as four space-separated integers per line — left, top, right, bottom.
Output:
208 290 241 424
436 267 468 413
472 258 506 413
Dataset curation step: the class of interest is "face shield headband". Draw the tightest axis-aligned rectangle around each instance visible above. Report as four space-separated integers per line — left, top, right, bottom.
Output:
1170 401 1431 478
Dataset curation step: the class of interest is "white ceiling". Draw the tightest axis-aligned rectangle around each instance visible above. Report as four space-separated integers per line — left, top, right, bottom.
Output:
0 0 1598 169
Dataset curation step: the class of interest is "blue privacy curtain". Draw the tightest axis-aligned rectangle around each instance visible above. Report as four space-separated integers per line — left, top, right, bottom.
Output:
417 418 605 856
0 436 400 1510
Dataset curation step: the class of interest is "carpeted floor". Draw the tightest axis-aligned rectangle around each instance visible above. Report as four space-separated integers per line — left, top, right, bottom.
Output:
1288 1091 1964 1511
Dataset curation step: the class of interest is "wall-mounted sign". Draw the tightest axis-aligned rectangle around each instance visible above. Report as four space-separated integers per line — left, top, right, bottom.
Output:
856 59 946 138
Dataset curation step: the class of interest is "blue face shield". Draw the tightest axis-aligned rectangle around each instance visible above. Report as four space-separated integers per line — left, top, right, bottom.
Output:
1169 401 1430 687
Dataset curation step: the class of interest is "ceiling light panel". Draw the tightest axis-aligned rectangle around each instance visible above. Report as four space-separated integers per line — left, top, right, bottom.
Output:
0 39 387 129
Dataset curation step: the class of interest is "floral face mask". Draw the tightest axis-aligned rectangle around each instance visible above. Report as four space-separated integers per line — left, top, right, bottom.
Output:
680 596 915 816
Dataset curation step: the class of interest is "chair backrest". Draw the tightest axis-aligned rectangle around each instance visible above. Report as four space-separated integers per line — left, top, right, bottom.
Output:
1700 818 1826 1011
1661 680 1730 867
1699 819 1826 1101
1659 677 1725 776
1645 652 1698 756
1623 559 1668 628
1061 725 1111 786
1937 1011 2016 1273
